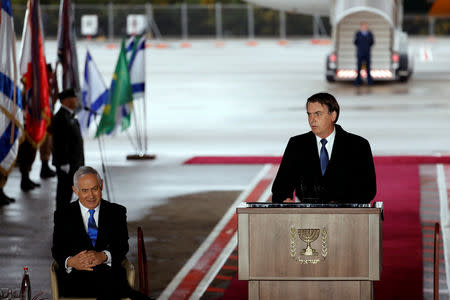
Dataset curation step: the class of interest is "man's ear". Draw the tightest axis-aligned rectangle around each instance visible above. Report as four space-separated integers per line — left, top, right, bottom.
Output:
331 111 337 122
72 186 78 197
100 180 104 191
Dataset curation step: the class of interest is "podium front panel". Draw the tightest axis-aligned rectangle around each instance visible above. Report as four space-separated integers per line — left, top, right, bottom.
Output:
253 280 372 300
238 208 381 281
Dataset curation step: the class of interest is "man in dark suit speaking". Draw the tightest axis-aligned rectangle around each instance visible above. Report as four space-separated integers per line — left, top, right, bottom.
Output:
271 92 376 203
52 166 150 300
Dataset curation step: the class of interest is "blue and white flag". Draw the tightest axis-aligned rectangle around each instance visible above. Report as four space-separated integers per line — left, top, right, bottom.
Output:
79 50 108 133
126 34 146 100
0 0 24 174
113 34 146 134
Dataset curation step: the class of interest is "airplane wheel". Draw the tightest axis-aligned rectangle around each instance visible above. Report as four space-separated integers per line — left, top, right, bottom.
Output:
399 54 409 83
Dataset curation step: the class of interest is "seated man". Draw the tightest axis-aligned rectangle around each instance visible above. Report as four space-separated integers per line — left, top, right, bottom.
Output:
52 166 151 300
271 92 377 203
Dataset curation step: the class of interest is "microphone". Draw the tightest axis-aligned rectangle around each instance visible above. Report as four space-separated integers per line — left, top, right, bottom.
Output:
83 106 97 116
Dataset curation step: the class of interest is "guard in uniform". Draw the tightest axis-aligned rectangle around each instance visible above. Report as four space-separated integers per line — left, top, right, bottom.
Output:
52 89 84 210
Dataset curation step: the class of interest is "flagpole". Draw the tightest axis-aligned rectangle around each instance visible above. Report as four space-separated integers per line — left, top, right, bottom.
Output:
100 133 115 203
128 35 143 154
143 77 148 154
126 130 139 153
131 104 141 153
81 52 114 202
134 103 144 154
91 113 113 202
143 33 150 154
126 34 155 160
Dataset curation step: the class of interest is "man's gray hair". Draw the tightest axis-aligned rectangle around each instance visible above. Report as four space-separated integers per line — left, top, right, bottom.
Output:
73 166 102 190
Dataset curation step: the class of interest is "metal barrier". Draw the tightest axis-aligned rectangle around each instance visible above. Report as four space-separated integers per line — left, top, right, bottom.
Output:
434 222 440 300
10 3 450 40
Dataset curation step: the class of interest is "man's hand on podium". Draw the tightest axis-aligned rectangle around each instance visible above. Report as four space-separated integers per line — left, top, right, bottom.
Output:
283 198 294 203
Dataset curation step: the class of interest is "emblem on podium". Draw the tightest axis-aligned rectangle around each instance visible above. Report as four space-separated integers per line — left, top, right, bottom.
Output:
290 226 328 264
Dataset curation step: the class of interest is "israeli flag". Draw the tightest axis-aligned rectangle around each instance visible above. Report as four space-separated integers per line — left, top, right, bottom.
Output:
126 35 146 100
0 0 24 174
79 50 108 134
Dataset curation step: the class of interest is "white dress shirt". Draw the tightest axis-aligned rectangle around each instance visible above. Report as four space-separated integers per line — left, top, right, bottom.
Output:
79 202 100 233
315 127 336 159
294 128 336 202
65 202 112 272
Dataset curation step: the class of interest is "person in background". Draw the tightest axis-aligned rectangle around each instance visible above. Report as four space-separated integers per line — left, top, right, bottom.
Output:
0 174 15 205
17 137 40 191
39 64 59 179
354 21 374 85
52 88 84 210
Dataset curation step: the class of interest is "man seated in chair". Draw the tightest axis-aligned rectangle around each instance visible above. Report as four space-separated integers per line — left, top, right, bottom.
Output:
52 166 151 300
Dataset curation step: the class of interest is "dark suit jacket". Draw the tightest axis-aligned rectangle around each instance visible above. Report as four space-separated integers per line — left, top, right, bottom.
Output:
52 107 84 171
271 124 376 203
354 31 374 58
52 199 129 270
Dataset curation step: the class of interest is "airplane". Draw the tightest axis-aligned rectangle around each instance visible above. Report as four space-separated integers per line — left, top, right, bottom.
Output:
243 0 416 82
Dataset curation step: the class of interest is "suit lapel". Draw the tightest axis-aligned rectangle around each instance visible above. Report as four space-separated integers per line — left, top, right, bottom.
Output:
307 132 322 177
73 202 93 249
95 200 107 250
325 125 344 176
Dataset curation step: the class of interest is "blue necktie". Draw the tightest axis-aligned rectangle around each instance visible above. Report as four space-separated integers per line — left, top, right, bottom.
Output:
320 139 329 176
88 209 98 246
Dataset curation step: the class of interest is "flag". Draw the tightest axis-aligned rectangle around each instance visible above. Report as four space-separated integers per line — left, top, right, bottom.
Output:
125 34 148 154
56 0 80 93
0 0 25 174
19 0 50 147
79 50 108 134
95 39 132 137
126 34 146 100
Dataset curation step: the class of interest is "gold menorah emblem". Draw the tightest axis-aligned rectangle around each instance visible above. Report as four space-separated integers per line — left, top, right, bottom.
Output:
290 226 328 264
298 228 320 256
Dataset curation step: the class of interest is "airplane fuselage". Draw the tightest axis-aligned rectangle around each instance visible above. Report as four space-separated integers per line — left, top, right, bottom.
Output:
244 0 331 15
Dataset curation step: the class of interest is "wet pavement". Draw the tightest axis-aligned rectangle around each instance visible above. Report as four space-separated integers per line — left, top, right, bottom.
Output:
1 37 450 298
0 162 261 297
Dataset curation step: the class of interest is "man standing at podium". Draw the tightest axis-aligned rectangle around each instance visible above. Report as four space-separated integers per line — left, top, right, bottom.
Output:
272 92 376 203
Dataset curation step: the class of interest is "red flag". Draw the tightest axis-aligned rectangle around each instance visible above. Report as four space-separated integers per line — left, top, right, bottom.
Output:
57 0 80 92
19 0 51 147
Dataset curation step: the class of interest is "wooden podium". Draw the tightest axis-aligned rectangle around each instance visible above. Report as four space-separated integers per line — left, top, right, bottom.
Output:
237 203 383 300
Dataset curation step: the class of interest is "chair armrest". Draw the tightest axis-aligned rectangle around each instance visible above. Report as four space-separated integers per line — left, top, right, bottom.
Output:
50 260 60 300
122 258 135 289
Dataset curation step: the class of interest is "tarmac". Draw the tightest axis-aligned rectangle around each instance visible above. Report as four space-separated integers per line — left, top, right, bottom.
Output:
1 37 450 299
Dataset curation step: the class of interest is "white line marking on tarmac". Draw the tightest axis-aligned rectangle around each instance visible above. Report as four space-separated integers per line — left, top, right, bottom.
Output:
423 288 449 294
189 180 274 299
437 164 450 293
158 164 272 300
189 234 237 300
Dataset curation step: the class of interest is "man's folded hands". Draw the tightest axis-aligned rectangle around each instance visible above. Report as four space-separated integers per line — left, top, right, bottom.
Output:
68 250 107 271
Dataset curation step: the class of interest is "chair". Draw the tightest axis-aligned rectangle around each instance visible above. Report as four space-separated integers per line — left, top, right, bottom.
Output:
50 258 135 300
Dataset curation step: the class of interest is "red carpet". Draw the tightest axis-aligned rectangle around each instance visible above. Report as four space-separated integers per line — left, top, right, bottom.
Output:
184 155 450 165
372 163 423 299
214 162 424 300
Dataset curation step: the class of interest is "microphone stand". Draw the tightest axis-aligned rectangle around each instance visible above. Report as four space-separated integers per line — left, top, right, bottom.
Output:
84 107 113 203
